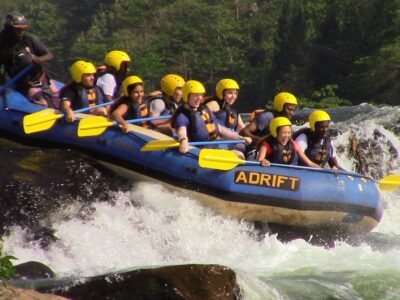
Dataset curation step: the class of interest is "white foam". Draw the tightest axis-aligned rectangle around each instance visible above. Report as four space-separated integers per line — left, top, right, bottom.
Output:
4 181 400 280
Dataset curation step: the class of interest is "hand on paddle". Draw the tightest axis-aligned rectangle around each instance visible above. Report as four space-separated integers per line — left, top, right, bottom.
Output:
241 136 252 146
259 158 271 167
64 104 108 123
179 137 189 154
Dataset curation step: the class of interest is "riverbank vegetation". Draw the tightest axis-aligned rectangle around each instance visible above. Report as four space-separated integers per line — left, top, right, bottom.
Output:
0 238 16 284
1 0 399 110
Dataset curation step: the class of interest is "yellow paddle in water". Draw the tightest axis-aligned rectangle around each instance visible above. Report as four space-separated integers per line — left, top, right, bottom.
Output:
141 139 245 151
77 115 171 137
378 174 400 192
23 102 112 134
198 149 400 191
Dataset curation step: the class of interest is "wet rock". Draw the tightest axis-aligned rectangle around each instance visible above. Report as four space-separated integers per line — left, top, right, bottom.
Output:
14 261 55 279
348 129 399 178
0 148 130 247
47 264 241 300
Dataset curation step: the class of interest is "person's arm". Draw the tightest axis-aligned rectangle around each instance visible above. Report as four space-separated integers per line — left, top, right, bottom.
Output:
236 114 246 132
257 142 271 167
32 51 53 65
111 104 130 133
29 35 53 64
219 125 252 145
60 100 75 123
104 95 113 103
239 121 265 146
329 157 345 170
328 141 346 170
176 126 189 154
205 100 219 112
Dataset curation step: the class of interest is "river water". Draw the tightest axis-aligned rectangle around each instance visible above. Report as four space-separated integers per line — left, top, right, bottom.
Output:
2 104 400 299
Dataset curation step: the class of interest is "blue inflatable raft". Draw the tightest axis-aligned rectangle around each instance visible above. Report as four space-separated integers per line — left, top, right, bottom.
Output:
0 85 383 235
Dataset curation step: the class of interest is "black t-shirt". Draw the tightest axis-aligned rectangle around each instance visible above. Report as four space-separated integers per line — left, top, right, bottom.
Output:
0 29 50 75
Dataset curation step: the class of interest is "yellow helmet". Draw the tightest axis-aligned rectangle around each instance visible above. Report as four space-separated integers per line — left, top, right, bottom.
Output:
269 117 292 138
161 74 185 97
309 110 331 132
216 78 239 100
70 60 96 83
104 50 131 71
122 75 143 97
182 80 206 102
273 92 297 112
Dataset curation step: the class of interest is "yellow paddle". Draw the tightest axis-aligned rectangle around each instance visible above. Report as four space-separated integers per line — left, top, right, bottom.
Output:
378 174 400 192
141 139 245 151
23 108 63 134
23 102 112 134
198 149 400 191
77 115 171 137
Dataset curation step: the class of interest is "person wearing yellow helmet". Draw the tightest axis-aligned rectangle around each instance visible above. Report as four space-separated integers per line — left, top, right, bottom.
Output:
293 110 344 169
257 117 321 167
110 75 148 133
240 92 298 146
171 80 251 156
60 60 107 123
146 74 185 136
96 50 131 102
204 78 245 131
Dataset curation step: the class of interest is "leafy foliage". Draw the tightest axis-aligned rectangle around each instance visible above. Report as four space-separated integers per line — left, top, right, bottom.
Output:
0 239 17 284
300 85 352 108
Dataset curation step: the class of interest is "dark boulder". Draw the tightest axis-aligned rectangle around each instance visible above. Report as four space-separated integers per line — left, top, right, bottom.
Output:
46 264 241 300
14 261 55 279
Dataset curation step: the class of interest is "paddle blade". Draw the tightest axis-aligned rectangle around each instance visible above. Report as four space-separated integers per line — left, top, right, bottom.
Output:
141 140 180 151
199 149 245 170
23 109 63 134
378 174 400 191
77 116 114 137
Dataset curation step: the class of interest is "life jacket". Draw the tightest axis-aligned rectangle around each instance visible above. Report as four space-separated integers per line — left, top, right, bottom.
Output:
96 68 121 98
264 136 298 165
171 104 219 141
204 96 238 130
59 82 105 110
147 94 178 116
248 109 277 137
110 96 149 127
293 128 333 166
249 109 266 123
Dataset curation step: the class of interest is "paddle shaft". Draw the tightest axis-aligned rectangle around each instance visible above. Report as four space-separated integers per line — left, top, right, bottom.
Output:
92 115 172 129
1 64 34 109
73 101 113 114
99 115 171 128
240 160 365 178
121 115 171 126
77 115 172 136
199 148 366 178
189 140 245 146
